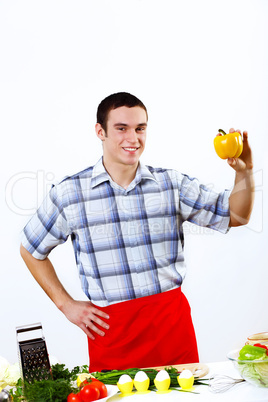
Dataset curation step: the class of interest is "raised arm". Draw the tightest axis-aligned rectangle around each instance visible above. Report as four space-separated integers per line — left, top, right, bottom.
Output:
20 245 109 340
228 129 255 227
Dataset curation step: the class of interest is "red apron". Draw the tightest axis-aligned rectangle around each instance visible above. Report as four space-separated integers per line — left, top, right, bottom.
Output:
87 288 199 372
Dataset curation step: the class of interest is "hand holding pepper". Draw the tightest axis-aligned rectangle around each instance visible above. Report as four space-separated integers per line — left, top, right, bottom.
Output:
214 128 253 173
214 129 243 159
220 128 255 227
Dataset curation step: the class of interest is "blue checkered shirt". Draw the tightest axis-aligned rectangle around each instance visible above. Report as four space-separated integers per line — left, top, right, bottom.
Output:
21 158 231 306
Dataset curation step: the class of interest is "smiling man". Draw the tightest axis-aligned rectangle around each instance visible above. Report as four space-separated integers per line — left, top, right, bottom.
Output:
20 92 254 371
95 104 147 188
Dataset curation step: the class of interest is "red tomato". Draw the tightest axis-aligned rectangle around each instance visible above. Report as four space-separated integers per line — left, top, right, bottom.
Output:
90 380 108 398
79 383 100 402
67 393 81 402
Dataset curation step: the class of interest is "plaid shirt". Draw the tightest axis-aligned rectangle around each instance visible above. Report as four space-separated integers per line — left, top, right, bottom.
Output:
21 158 231 306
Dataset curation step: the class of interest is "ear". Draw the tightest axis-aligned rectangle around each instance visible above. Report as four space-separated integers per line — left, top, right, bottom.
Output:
95 123 106 141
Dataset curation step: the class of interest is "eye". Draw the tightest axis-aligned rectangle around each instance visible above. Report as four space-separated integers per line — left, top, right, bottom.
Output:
117 127 126 132
136 127 146 133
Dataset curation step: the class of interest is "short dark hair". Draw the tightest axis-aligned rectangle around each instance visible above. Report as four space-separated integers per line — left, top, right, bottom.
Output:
96 92 148 132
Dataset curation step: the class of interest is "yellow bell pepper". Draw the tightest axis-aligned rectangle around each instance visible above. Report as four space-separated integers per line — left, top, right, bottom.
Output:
214 129 243 159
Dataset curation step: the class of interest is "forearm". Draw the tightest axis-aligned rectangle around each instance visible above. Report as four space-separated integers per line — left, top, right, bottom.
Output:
229 169 255 226
20 244 73 310
20 244 110 339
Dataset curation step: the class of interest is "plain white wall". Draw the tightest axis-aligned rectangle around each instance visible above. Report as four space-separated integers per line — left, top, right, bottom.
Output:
1 0 268 369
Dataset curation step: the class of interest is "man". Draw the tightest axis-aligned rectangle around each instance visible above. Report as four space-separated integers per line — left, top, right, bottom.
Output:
20 92 254 371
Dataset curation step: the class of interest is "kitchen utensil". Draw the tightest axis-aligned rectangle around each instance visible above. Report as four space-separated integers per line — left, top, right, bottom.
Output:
209 374 245 393
16 322 52 383
149 362 209 379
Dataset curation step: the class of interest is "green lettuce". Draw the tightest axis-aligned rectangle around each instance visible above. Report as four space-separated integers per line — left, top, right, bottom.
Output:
238 361 268 387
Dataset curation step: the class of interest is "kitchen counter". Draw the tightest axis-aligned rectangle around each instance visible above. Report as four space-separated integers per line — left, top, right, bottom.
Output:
108 361 268 402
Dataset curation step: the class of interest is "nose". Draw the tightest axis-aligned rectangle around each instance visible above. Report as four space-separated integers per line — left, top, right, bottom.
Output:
126 129 138 143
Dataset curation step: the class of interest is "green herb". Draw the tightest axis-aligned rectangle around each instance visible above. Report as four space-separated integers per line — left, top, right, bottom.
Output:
23 379 74 401
9 364 88 402
51 363 88 382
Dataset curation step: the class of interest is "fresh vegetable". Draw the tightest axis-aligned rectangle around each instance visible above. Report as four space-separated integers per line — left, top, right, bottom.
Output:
0 357 20 388
10 364 88 402
23 378 74 401
238 361 268 387
89 379 108 398
239 345 268 361
76 373 94 387
254 343 268 351
67 393 81 402
214 129 243 159
237 344 268 387
77 378 107 400
79 383 100 402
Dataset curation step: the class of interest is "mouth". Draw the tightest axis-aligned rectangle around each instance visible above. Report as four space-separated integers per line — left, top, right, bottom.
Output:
122 147 140 153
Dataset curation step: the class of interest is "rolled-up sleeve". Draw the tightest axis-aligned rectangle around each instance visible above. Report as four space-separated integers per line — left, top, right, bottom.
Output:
21 185 70 259
179 174 231 234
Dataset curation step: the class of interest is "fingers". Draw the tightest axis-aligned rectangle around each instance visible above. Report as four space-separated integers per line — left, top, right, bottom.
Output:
227 157 237 167
65 300 110 340
91 306 110 320
228 128 248 139
83 305 110 340
229 127 242 135
242 130 248 142
81 323 96 340
80 315 109 340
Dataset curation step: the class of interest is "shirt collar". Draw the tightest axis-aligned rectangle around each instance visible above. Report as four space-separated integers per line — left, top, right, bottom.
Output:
135 161 158 184
91 157 157 189
91 158 110 188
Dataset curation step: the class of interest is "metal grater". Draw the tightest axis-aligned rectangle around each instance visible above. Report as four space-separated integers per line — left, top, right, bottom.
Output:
16 322 52 383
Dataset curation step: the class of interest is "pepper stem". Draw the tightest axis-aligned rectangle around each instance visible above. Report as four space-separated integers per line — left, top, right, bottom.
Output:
218 129 227 135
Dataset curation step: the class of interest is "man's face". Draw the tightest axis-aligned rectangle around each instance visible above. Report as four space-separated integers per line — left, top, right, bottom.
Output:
98 106 147 168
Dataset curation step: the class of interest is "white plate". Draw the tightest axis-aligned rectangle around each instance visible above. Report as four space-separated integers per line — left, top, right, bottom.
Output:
98 384 118 401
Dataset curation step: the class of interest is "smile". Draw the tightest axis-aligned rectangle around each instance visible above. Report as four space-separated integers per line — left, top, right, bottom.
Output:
122 147 140 152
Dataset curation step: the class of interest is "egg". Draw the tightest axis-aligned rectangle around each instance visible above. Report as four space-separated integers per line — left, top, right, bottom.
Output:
117 374 134 395
154 370 171 393
133 371 150 393
118 374 132 384
134 371 148 382
155 370 170 382
178 369 195 390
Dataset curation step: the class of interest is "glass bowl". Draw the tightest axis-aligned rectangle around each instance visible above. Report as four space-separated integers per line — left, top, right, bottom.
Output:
227 349 268 387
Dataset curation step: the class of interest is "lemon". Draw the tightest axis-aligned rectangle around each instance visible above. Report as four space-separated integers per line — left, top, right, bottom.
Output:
76 373 95 387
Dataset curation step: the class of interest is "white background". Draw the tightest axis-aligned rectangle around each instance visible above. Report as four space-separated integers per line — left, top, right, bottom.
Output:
1 0 268 369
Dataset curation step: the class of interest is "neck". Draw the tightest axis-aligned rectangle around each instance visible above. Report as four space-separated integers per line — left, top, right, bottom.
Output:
102 158 139 189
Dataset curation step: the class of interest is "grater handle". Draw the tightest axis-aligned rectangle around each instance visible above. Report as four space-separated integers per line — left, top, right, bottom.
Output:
16 322 44 342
